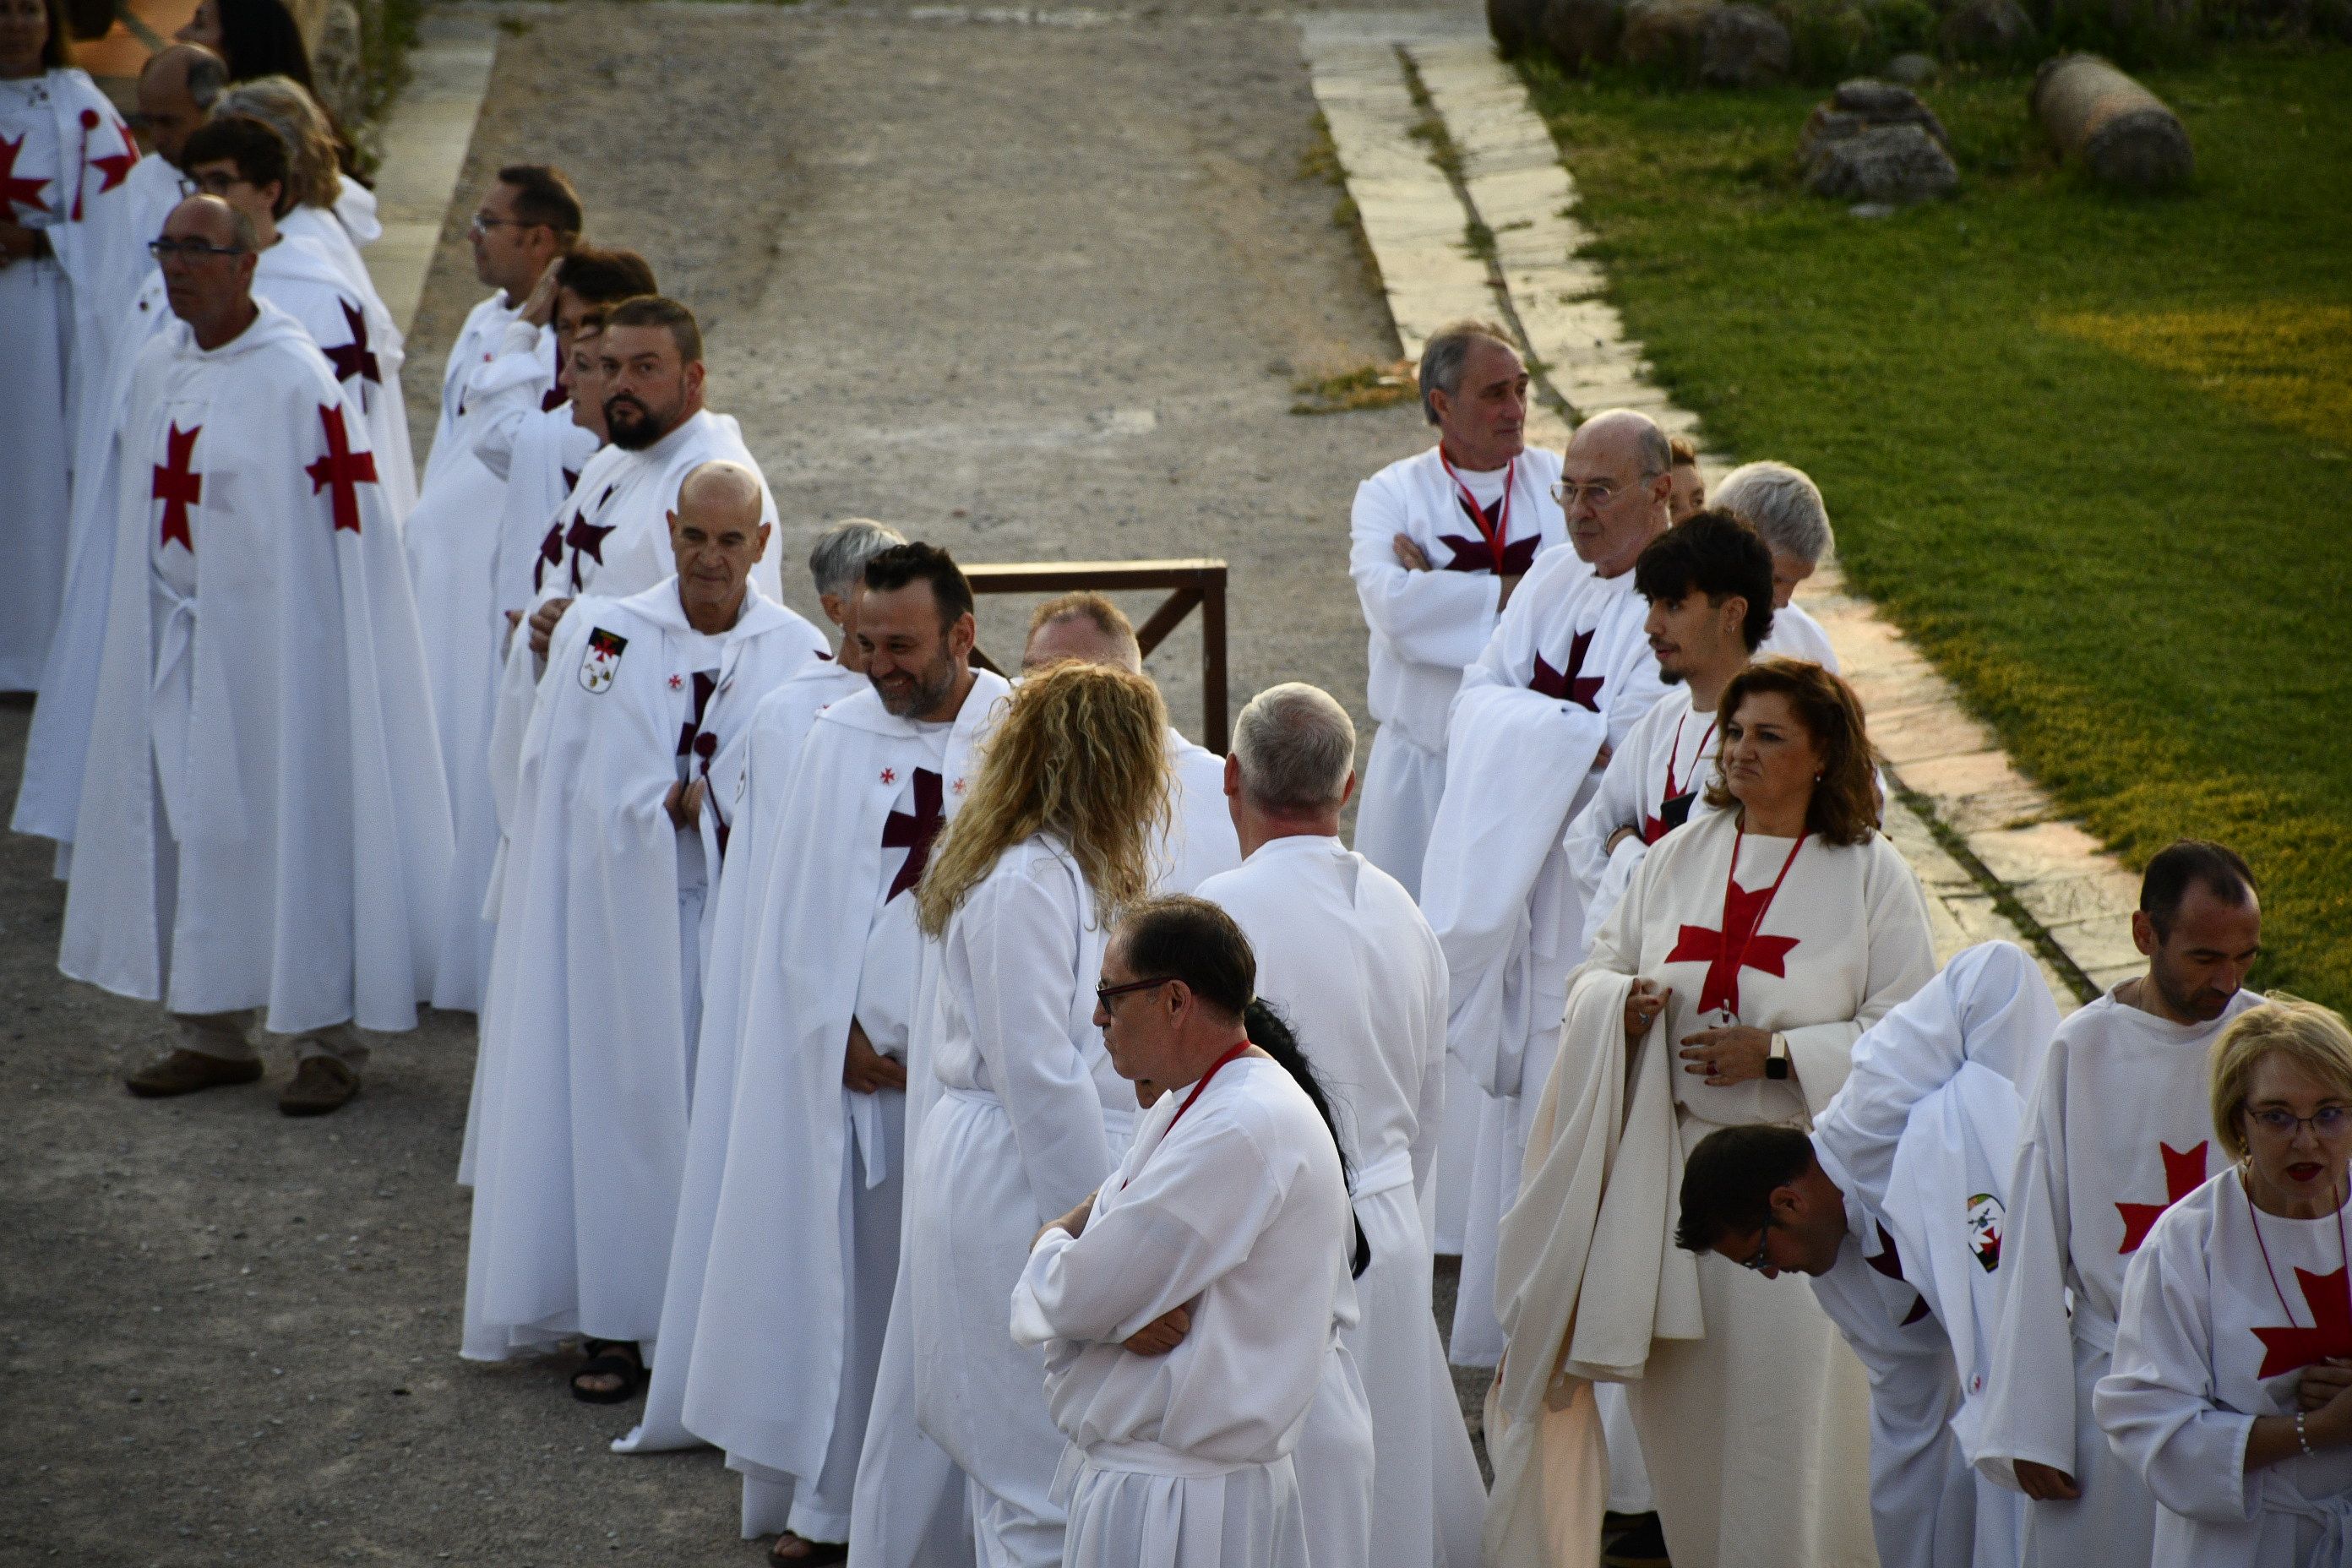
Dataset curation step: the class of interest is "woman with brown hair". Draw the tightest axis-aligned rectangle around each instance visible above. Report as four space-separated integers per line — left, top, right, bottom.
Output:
1485 656 1940 1567
906 660 1170 1568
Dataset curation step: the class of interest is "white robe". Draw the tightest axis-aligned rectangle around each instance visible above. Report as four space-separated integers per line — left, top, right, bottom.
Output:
2096 1168 2352 1567
912 835 1141 1568
460 579 824 1362
1759 598 1839 672
1564 683 1727 954
1485 806 1939 1568
1157 728 1242 895
1423 542 1667 1366
1349 444 1568 900
280 202 377 309
681 674 1012 1544
119 151 188 255
1197 835 1487 1566
0 70 149 689
57 302 450 1032
1011 1055 1360 1568
252 234 415 520
1976 983 2268 1565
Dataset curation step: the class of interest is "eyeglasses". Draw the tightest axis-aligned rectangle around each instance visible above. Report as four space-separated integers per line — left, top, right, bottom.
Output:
2247 1106 2352 1138
1095 976 1177 1011
149 238 245 260
1550 472 1662 509
1738 1216 1776 1271
468 212 532 237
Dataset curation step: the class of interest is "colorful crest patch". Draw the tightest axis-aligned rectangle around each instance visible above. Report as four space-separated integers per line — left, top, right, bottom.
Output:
1967 1192 2004 1273
580 626 629 693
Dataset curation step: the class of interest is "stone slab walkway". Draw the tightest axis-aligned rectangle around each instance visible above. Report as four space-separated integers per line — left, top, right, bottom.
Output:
1300 11 2141 1010
369 8 501 334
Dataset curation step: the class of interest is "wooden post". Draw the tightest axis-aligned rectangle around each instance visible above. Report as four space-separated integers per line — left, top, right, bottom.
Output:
2032 53 2194 192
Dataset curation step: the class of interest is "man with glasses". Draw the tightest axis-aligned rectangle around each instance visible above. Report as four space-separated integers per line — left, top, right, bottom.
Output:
1421 406 1674 1370
56 194 450 1118
1978 840 2268 1568
404 163 581 921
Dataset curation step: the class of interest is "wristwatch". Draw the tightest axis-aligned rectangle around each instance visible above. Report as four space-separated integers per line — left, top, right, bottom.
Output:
1764 1032 1791 1081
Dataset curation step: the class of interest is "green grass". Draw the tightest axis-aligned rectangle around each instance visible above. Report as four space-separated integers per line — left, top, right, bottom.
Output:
1519 46 2352 1008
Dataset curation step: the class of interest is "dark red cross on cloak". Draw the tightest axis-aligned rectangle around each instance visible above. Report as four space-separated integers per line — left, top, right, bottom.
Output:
0 131 52 215
563 514 615 589
2255 1266 2352 1379
324 300 380 388
152 422 203 552
880 767 946 903
2116 1141 2208 1254
675 670 728 852
1438 493 1539 577
1663 875 1801 1017
304 405 377 534
535 518 568 591
85 110 138 194
1865 1222 1933 1327
541 384 569 413
1530 629 1603 712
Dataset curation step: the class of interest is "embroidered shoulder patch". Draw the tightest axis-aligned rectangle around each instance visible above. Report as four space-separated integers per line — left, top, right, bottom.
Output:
580 626 629 693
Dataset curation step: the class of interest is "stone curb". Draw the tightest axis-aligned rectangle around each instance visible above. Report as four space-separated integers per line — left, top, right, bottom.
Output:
368 8 500 335
1300 14 2137 1012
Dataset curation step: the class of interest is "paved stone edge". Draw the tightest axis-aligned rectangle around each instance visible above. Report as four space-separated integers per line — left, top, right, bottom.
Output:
369 8 500 335
1301 15 2135 1010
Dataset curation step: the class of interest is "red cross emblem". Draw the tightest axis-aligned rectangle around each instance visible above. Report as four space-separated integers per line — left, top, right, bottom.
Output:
153 422 203 552
879 768 896 786
324 300 380 388
1531 629 1603 712
562 514 615 589
304 405 377 534
2254 1265 2352 1379
0 131 52 216
952 777 966 796
2116 1141 2208 1254
668 673 683 690
1664 878 1800 1016
85 109 139 195
1438 488 1539 577
881 767 947 902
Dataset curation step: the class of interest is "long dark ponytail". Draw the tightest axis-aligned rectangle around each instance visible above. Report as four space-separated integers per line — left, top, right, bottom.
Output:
1244 999 1372 1280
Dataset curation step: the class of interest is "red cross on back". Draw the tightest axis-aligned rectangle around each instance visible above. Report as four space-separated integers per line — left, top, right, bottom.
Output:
304 406 378 534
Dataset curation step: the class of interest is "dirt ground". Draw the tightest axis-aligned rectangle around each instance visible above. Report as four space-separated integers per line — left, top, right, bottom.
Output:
4 4 1487 1562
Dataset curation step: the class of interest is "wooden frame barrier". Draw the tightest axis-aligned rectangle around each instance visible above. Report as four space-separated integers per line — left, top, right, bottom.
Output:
964 558 1231 753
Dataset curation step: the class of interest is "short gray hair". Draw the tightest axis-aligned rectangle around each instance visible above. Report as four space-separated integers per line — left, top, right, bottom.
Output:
1418 320 1518 427
1713 461 1833 564
1233 683 1356 812
808 518 907 599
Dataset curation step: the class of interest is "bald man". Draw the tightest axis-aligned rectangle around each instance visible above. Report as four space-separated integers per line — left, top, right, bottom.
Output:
462 459 826 1392
126 46 220 240
1020 592 1240 895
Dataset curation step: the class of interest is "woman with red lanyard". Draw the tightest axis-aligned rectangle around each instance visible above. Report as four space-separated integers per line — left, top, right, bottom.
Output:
1012 895 1369 1568
1488 656 1939 1568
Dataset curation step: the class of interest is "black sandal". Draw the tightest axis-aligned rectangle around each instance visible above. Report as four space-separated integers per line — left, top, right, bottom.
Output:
768 1534 848 1566
569 1339 645 1404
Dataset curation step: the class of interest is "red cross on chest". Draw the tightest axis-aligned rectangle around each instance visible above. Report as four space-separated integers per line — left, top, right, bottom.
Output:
152 422 203 552
1530 628 1603 712
0 130 52 215
2254 1265 2352 1380
563 513 615 589
2117 1141 2209 1254
304 406 376 533
1665 873 1801 1017
1437 487 1539 578
880 767 946 902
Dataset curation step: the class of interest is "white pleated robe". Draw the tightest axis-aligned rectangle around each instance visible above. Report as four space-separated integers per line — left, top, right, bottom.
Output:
1976 983 2268 1565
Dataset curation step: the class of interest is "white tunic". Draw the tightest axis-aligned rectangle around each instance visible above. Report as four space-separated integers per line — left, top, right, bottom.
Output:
1197 836 1487 1567
461 580 824 1362
1422 542 1668 1365
1563 683 1726 953
1977 984 2268 1566
2097 1168 2352 1567
912 836 1139 1568
1157 728 1241 895
1759 598 1840 671
1348 444 1567 898
1011 1055 1358 1568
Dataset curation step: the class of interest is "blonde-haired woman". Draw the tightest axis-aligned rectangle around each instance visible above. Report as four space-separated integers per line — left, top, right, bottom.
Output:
907 660 1171 1568
2098 997 2352 1565
220 75 378 296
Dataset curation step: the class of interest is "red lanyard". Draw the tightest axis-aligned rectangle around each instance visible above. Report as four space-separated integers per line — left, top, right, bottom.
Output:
1439 451 1514 567
1663 709 1719 804
1717 824 1807 1016
1123 1039 1254 1190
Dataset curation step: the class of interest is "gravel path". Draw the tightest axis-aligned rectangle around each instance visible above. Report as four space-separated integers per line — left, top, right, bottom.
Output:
6 4 1478 1561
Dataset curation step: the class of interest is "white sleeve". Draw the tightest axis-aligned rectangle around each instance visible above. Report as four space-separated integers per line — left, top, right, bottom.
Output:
1348 475 1500 669
1976 1054 2086 1481
1565 733 1648 911
1783 846 1939 1119
957 862 1113 1224
467 321 550 481
2093 1225 2258 1524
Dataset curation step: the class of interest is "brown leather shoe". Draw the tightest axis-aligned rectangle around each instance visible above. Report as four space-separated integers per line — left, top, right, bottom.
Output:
278 1055 361 1117
125 1048 264 1098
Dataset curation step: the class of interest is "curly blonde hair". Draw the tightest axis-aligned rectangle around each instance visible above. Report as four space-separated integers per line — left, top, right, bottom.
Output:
221 77 343 209
917 663 1170 937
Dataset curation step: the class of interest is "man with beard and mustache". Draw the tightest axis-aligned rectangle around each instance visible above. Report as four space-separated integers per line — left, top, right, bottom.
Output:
684 543 1008 1565
1978 841 2267 1568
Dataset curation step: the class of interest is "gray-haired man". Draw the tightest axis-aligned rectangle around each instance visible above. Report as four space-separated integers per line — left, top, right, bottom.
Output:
1712 460 1841 671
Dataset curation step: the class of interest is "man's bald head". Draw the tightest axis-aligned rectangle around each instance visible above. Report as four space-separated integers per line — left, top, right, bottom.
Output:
1566 409 1674 479
138 44 227 166
676 460 764 526
1560 408 1674 579
1023 592 1143 676
158 195 258 345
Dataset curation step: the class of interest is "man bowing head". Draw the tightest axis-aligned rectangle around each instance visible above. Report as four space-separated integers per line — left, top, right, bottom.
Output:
70 195 452 1117
461 459 826 1396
